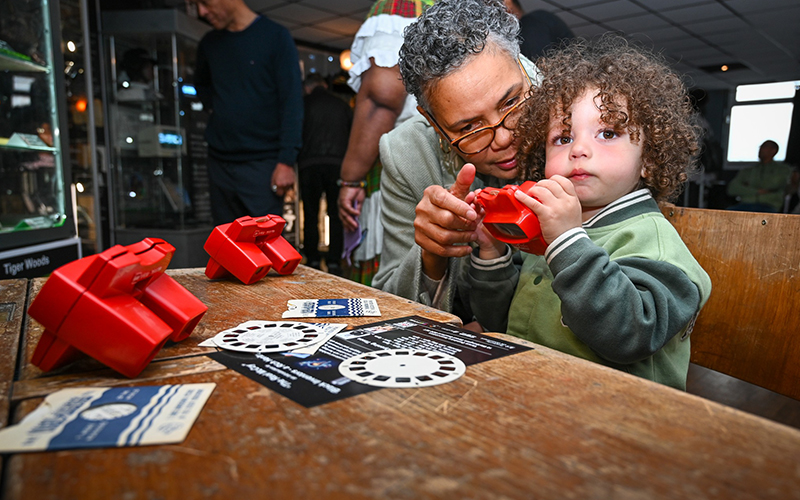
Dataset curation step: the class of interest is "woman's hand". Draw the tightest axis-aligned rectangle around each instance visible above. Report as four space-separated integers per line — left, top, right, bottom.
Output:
514 175 582 244
414 164 480 279
338 186 365 232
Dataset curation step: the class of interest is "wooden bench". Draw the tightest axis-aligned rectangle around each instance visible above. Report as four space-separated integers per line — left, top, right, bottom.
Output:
661 205 800 400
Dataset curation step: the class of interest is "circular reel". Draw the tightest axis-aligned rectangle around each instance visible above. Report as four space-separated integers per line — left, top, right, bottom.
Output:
339 349 466 388
212 321 325 353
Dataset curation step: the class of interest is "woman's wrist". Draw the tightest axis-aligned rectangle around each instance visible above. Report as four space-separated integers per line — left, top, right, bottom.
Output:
336 179 366 188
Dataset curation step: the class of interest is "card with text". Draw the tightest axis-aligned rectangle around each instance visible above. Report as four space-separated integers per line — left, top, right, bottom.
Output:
0 384 215 453
282 298 380 318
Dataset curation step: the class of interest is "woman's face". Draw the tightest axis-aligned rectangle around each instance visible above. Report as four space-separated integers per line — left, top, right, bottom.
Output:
426 48 528 180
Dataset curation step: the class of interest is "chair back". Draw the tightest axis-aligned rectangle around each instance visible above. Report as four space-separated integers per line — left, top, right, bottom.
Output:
662 205 800 400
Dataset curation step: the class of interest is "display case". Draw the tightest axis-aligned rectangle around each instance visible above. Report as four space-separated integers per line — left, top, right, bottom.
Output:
0 0 81 279
102 10 212 268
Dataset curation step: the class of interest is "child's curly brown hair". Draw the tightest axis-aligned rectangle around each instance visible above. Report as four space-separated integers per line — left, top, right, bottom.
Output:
517 34 701 202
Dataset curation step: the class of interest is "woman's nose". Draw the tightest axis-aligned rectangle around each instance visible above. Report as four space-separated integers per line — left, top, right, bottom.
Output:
492 125 516 150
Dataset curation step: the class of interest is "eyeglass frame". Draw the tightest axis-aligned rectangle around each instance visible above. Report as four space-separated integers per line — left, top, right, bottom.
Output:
418 57 533 156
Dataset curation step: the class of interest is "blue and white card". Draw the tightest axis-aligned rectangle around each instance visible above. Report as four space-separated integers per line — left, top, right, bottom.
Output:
282 298 381 318
0 383 215 453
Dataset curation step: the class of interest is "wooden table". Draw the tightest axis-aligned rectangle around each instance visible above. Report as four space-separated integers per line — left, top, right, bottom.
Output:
0 277 27 475
2 267 800 499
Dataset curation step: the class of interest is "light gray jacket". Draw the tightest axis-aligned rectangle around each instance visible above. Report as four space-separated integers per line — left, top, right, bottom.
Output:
373 113 485 314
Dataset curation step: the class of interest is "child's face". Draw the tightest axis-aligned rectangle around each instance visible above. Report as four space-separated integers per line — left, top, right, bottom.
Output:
544 87 644 213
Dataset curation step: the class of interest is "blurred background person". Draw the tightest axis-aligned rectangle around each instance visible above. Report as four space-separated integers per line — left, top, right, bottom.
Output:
298 73 352 276
193 0 303 225
117 47 159 101
727 140 792 212
337 0 435 285
503 0 574 60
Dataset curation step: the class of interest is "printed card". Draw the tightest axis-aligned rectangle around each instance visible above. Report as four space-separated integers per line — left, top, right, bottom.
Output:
0 383 215 453
282 298 380 318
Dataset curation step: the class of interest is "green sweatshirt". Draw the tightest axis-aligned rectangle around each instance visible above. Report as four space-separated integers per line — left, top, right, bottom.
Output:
467 189 712 390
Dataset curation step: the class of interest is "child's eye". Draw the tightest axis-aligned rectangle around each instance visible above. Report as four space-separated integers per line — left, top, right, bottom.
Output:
552 135 572 145
599 129 618 140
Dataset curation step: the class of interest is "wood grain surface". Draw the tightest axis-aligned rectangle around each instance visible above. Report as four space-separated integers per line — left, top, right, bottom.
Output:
4 338 800 500
5 266 800 500
17 266 461 383
662 206 800 399
0 279 27 429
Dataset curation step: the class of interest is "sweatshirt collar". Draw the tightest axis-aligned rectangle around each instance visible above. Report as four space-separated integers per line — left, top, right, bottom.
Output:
582 189 658 228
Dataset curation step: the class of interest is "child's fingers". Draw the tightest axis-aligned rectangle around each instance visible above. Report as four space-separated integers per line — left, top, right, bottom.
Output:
547 175 577 196
531 178 571 200
513 187 544 210
527 179 564 206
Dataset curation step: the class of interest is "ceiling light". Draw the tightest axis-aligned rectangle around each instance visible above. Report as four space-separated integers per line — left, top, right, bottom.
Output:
339 50 353 71
699 62 748 73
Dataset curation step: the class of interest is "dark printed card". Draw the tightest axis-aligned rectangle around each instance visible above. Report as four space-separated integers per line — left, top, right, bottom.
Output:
208 316 531 407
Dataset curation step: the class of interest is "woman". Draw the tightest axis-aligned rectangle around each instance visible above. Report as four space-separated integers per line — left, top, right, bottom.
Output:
372 0 537 328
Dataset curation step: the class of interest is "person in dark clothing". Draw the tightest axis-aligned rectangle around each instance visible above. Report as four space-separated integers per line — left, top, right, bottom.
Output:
193 0 303 225
519 10 575 59
118 48 158 101
298 74 352 275
503 1 574 60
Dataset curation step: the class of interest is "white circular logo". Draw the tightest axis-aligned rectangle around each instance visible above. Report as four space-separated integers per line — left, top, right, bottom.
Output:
81 403 138 421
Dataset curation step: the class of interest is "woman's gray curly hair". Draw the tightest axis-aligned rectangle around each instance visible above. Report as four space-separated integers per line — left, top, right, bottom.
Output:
399 0 520 111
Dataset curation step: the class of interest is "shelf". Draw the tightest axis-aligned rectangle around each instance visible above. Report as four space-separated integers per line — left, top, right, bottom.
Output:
0 0 77 255
0 52 48 73
0 142 56 153
0 135 56 153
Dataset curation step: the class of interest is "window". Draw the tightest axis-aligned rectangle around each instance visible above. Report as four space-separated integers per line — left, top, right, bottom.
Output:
726 81 798 163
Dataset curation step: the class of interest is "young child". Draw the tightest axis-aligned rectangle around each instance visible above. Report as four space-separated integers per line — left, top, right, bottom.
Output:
465 35 712 390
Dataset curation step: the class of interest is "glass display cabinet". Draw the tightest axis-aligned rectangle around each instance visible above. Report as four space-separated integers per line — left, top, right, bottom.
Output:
0 0 81 279
101 10 212 268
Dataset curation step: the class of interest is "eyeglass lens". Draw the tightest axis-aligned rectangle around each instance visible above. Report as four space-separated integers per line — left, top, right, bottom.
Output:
455 102 526 155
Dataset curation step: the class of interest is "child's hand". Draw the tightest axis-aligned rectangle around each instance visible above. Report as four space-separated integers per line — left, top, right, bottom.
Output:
471 189 506 260
514 175 582 244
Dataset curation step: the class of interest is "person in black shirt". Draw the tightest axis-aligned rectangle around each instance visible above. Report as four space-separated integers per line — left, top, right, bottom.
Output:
503 0 574 60
298 74 352 274
193 0 303 225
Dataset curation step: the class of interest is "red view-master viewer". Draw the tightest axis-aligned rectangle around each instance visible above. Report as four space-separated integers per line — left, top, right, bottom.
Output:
28 238 207 378
204 214 301 284
475 181 547 255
